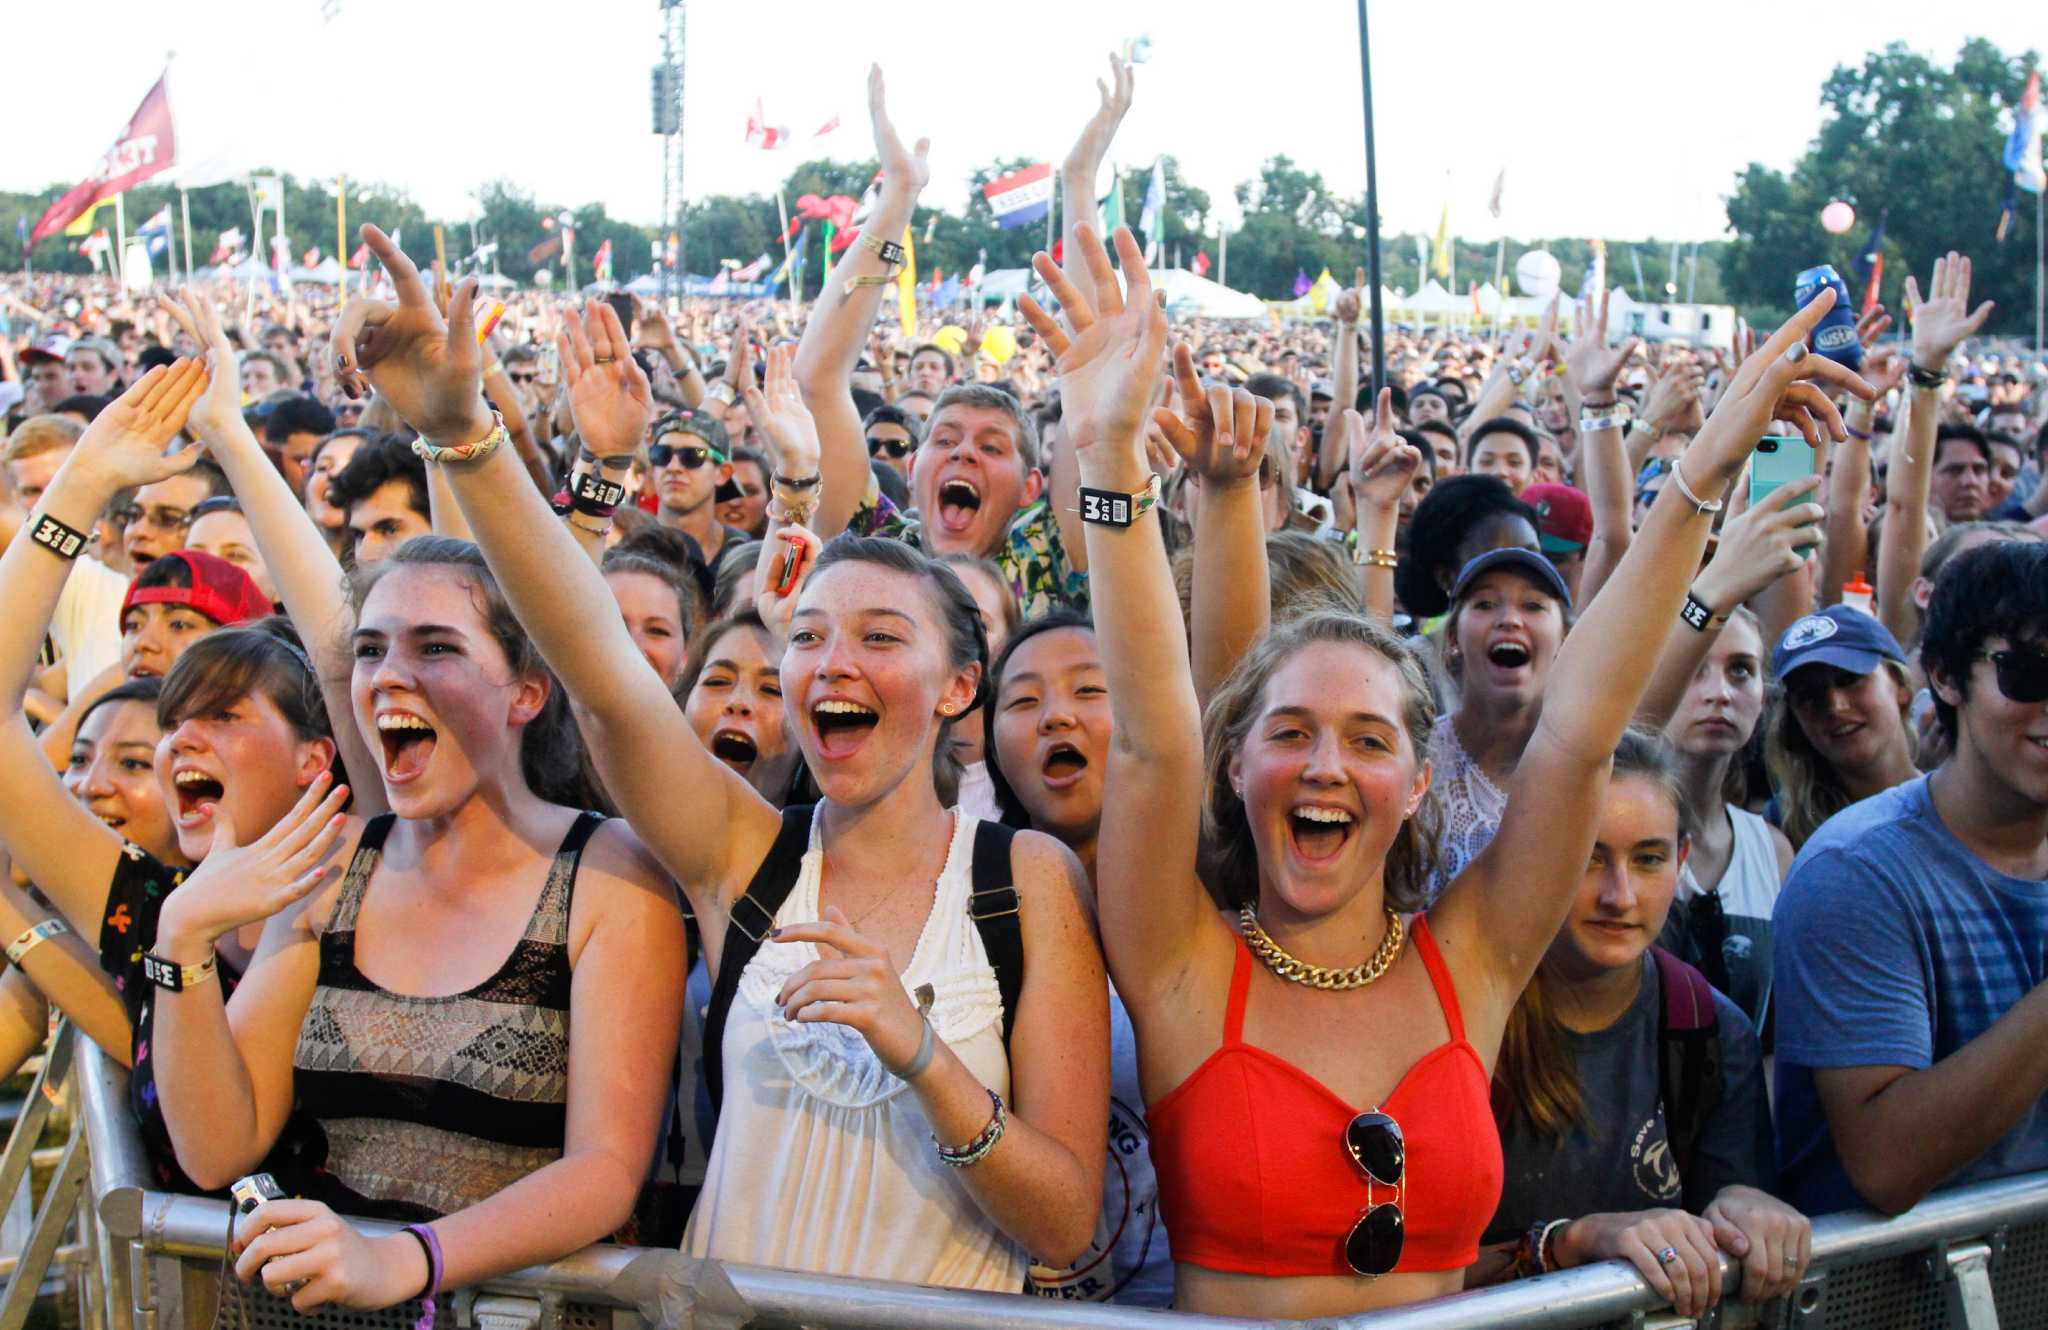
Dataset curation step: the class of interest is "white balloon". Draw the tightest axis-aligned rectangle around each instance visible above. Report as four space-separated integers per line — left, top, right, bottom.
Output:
1514 250 1562 300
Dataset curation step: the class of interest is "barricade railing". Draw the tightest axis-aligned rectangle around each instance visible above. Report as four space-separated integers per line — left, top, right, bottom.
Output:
68 1031 2048 1330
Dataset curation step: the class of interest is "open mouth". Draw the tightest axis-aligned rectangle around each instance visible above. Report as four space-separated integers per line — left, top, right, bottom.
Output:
1486 641 1531 670
710 727 759 774
935 479 982 534
127 664 161 680
173 769 225 825
811 699 879 760
1040 741 1090 790
376 712 438 784
1287 805 1355 863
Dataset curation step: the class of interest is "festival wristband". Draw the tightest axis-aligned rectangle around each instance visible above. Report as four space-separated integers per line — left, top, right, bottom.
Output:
571 471 627 513
862 235 907 267
1076 473 1162 528
6 919 68 965
844 274 896 291
704 381 737 405
142 950 218 993
411 412 508 466
26 511 89 561
1680 591 1731 633
1907 363 1946 389
1578 414 1625 433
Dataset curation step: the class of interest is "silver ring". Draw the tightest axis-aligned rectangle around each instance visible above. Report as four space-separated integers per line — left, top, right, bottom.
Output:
1783 342 1808 365
1656 1246 1679 1266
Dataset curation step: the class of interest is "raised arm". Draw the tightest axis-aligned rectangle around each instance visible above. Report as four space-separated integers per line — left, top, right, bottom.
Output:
161 289 388 820
332 228 780 915
793 67 930 540
0 364 210 936
1877 252 1991 647
1436 292 1875 1020
1349 390 1423 625
1317 273 1364 491
1164 343 1275 703
1018 224 1218 1002
1559 289 1641 607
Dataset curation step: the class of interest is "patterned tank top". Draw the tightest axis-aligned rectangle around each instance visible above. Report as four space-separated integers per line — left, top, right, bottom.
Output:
292 811 601 1221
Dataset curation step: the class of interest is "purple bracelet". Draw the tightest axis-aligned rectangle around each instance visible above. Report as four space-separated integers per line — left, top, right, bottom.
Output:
401 1224 443 1330
1846 424 1873 441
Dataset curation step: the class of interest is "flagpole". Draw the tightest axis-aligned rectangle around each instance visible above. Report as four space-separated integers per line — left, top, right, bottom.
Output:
2037 188 2044 356
337 175 347 292
775 190 796 313
179 188 192 281
1356 0 1386 396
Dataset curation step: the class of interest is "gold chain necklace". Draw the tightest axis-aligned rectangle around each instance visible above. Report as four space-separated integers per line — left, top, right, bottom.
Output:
1239 905 1406 991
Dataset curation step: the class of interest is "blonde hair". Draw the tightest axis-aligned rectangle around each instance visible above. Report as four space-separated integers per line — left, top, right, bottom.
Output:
1200 610 1440 911
4 414 85 463
1763 657 1914 848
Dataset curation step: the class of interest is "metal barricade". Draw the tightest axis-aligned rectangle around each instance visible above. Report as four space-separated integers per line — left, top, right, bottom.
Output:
66 1031 2048 1330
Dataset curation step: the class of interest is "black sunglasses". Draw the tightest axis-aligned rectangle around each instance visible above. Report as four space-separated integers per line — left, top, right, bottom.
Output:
867 436 913 459
647 442 724 469
507 371 540 385
1343 1111 1405 1276
1983 648 2048 704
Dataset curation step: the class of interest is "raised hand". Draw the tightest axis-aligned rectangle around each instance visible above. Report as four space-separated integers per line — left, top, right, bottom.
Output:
1063 53 1134 183
1561 288 1642 397
1017 224 1169 459
1642 352 1707 435
1904 251 1994 373
559 298 653 462
159 288 248 442
1153 342 1271 484
1349 388 1423 512
741 343 821 477
1334 267 1365 325
1692 472 1824 610
724 316 755 395
637 302 680 357
773 905 931 1075
331 225 489 442
154 773 350 952
1859 341 1908 398
67 359 211 491
870 65 931 197
1694 286 1875 458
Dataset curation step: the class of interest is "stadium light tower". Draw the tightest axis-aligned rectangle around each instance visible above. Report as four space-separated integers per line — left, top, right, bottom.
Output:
655 0 686 301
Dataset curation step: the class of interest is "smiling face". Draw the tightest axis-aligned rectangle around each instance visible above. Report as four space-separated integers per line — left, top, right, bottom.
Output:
157 689 331 862
1452 569 1566 707
716 457 770 536
122 600 219 681
1470 428 1533 496
305 433 363 532
685 622 797 801
1548 775 1687 980
1228 641 1431 920
67 699 180 863
782 560 978 808
991 626 1111 845
346 481 432 567
351 564 548 820
187 510 277 604
1936 636 2048 808
909 403 1042 557
1785 661 1911 777
606 568 688 689
1669 616 1765 758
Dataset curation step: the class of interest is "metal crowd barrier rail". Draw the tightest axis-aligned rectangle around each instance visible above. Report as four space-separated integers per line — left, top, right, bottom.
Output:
58 1030 2048 1330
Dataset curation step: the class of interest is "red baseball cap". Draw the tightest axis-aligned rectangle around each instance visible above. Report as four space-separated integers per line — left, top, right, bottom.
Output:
120 550 273 629
1522 483 1592 554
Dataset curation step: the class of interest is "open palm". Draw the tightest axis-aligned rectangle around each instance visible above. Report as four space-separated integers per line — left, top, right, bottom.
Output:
332 224 487 442
559 300 653 461
1905 251 1994 371
1017 224 1168 458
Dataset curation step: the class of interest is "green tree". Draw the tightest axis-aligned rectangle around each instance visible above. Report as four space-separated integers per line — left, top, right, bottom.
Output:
1723 39 2040 330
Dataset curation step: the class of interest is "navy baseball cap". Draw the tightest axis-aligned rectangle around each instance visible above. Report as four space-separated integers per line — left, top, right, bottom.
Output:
1771 605 1908 681
1450 547 1572 610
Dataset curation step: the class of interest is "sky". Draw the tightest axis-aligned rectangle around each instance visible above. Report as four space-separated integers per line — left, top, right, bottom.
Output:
7 1 2041 251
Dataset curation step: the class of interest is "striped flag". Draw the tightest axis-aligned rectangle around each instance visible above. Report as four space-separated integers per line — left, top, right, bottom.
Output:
983 164 1053 230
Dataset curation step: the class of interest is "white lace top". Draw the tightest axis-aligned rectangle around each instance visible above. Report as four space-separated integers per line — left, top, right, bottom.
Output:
682 807 1024 1290
1423 712 1507 901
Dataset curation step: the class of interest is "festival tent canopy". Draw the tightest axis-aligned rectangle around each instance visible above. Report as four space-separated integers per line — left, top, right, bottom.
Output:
1406 280 1463 314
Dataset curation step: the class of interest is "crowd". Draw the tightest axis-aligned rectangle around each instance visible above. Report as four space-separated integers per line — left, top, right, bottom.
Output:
0 59 2045 1324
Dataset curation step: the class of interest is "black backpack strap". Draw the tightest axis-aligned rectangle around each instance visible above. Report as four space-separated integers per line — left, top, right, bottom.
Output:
1654 946 1725 1185
967 819 1025 1047
702 805 815 1129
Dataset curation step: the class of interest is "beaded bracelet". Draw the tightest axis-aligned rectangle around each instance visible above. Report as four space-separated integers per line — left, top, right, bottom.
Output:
411 412 508 466
936 1087 1006 1168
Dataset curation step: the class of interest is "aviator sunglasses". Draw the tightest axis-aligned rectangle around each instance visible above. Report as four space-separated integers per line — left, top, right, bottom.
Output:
1343 1110 1405 1276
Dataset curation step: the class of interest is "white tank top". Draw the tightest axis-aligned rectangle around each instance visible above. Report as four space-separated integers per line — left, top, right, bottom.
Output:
682 807 1025 1291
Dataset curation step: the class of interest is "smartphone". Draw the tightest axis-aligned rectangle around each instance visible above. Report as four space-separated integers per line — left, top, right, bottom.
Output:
1748 435 1818 556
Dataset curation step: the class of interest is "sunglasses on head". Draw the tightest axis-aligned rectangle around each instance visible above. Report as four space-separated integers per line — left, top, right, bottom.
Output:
1343 1110 1405 1276
1982 647 2048 704
648 442 724 469
867 436 913 459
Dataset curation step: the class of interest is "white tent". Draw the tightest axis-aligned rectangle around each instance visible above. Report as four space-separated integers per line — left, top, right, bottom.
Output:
1407 280 1463 314
976 267 1266 319
297 256 345 285
1473 282 1503 317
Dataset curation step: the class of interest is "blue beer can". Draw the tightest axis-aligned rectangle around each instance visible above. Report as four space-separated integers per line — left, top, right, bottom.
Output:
1793 264 1864 372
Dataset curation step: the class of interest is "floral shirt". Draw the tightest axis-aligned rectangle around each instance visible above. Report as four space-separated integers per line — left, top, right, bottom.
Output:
848 482 1089 618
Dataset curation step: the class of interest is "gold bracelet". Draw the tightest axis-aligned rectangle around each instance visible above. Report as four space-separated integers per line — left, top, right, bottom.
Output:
1352 544 1398 568
768 495 817 529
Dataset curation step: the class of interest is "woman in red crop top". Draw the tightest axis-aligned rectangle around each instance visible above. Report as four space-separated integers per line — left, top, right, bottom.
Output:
1019 228 1872 1319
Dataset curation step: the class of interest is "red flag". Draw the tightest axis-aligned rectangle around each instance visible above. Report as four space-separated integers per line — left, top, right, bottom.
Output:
1861 253 1884 317
31 73 177 246
745 98 790 149
812 114 841 137
348 243 370 270
1193 250 1211 278
302 246 320 267
528 234 562 265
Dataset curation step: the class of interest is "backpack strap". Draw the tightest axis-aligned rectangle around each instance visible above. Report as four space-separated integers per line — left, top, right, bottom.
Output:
967 819 1025 1047
702 805 815 1128
1653 946 1725 1186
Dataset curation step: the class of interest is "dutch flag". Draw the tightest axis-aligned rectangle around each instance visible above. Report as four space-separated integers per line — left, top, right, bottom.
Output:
983 163 1053 230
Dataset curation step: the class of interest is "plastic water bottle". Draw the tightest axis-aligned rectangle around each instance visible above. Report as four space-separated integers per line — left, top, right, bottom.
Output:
1841 573 1875 618
1794 265 1864 372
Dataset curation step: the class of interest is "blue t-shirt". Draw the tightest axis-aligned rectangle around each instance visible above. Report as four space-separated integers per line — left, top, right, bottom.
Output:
1772 775 2048 1214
